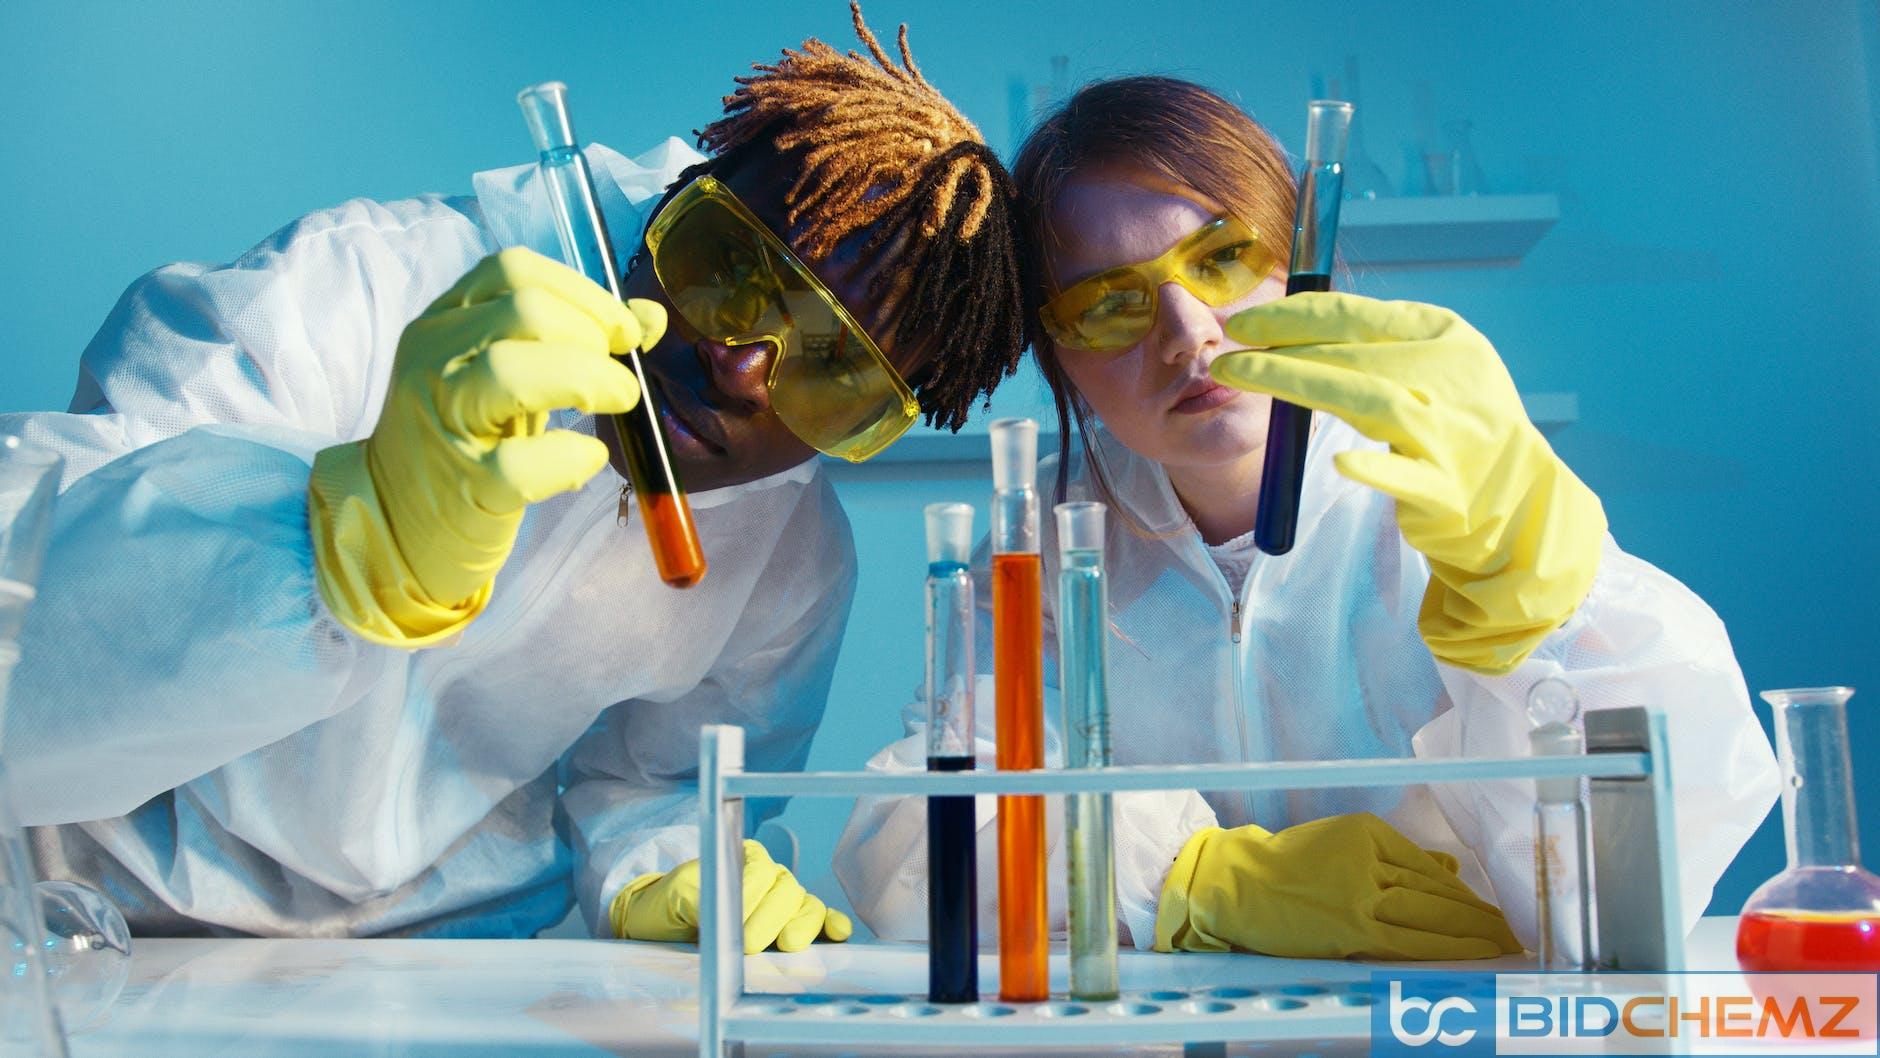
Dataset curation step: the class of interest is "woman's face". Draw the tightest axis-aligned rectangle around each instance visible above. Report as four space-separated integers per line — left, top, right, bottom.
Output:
1046 170 1286 475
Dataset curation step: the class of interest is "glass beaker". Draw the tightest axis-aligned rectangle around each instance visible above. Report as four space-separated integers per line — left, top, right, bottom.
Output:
1736 687 1880 972
0 435 71 1055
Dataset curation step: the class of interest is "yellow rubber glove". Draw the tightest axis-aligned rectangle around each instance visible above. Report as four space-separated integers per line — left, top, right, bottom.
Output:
1154 814 1521 961
1215 293 1606 675
611 840 853 954
309 248 665 647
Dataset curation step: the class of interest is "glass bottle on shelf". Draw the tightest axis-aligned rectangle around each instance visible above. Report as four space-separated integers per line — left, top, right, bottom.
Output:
1337 55 1391 200
1443 119 1489 196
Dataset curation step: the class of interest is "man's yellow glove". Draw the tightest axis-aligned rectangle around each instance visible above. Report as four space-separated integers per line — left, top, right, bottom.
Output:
310 248 664 646
1154 814 1521 961
1215 293 1606 675
611 840 853 954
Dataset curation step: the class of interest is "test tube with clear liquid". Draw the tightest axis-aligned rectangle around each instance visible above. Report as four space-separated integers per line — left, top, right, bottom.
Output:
923 502 978 1003
989 419 1047 1002
516 82 706 589
1255 99 1351 556
1527 678 1594 971
1056 501 1118 1001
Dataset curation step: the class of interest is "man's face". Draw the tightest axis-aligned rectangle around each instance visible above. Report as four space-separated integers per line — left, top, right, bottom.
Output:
611 156 930 492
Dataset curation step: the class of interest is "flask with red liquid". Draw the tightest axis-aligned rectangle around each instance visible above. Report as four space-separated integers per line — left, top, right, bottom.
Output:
1736 687 1880 973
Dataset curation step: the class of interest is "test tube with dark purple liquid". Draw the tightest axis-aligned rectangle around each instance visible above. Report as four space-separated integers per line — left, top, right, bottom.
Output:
1254 99 1351 555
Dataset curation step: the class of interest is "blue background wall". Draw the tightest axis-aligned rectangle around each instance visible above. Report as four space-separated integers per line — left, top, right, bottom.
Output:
2 1 1876 928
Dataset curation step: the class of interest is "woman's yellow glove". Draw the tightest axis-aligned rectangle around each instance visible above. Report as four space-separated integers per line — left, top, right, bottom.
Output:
1153 814 1521 961
309 248 664 647
1215 293 1606 675
611 840 853 954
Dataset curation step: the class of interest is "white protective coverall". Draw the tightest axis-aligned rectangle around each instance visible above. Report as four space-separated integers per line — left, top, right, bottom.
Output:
834 421 1779 950
0 139 857 938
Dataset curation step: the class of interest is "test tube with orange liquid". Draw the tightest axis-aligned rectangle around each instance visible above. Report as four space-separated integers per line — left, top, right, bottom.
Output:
518 82 706 589
989 418 1047 1002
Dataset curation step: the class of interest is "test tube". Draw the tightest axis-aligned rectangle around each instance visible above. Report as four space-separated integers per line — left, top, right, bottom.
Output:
989 418 1047 1002
923 502 979 1004
1056 501 1118 1001
517 82 707 589
1254 99 1352 556
1528 678 1595 971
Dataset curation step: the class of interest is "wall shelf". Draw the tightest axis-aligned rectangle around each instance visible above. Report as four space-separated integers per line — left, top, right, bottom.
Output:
1339 193 1560 266
826 391 1577 468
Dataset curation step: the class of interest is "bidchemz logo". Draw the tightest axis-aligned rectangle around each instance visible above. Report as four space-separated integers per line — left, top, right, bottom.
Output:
1372 971 1878 1056
1372 973 1496 1057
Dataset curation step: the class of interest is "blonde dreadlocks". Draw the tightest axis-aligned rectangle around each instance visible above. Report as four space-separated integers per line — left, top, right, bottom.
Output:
694 2 1027 432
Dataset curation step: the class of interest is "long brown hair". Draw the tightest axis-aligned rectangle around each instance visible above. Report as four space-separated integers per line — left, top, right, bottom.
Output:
1010 76 1296 512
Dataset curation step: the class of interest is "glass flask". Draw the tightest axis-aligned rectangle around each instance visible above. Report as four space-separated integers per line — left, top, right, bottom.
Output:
1736 687 1880 972
37 881 130 1031
0 436 71 1056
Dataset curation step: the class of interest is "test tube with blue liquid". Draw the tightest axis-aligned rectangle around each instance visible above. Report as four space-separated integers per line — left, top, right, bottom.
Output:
1255 99 1351 556
1056 501 1118 1001
923 502 978 1003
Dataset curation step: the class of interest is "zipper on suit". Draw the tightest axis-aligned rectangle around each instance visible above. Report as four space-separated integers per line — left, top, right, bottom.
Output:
1230 600 1242 644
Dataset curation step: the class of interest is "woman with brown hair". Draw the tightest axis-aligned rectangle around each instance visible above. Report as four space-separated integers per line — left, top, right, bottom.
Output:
836 76 1777 962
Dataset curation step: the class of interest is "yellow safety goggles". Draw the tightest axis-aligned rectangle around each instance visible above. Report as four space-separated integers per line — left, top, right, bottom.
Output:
644 175 919 463
1039 215 1280 354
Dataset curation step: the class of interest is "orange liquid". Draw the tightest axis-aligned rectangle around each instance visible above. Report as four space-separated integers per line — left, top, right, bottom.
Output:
992 552 1047 1001
638 490 706 588
1737 910 1880 972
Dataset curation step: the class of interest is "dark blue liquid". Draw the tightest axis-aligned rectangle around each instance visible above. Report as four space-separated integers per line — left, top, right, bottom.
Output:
926 755 978 1003
1254 272 1333 555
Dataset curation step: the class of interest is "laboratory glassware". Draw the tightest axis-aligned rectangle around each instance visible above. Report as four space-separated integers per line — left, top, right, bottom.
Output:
989 418 1046 1002
1736 687 1880 972
923 502 978 1003
0 435 71 1056
36 881 129 1033
1056 501 1117 1001
1443 119 1489 196
1338 57 1392 200
1528 677 1593 971
517 82 707 589
1254 99 1351 556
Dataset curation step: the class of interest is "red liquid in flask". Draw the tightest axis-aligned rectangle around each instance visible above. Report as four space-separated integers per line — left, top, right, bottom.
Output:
1737 910 1880 972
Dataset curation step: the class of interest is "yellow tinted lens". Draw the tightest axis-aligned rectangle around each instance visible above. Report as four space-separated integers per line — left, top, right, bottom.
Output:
1041 270 1154 352
650 198 788 342
769 326 915 461
1179 220 1276 306
649 180 916 461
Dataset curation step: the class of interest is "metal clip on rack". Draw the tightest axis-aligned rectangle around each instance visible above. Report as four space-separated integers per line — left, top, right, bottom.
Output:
697 707 1683 1058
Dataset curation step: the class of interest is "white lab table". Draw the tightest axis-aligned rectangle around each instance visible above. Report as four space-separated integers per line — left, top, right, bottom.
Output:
70 918 1756 1057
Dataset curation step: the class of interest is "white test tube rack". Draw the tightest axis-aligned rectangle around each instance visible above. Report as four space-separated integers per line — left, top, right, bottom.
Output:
696 706 1684 1058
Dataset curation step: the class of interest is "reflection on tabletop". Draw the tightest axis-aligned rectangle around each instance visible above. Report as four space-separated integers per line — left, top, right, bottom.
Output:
70 920 1776 1057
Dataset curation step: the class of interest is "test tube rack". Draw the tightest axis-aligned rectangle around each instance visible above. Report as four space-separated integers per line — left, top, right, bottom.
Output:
696 706 1684 1058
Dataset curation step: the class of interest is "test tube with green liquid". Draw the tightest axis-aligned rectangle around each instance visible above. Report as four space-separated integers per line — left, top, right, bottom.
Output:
1056 500 1118 1000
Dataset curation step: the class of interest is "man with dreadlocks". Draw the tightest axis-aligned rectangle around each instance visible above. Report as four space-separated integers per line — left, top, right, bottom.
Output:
0 4 1025 947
